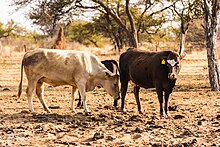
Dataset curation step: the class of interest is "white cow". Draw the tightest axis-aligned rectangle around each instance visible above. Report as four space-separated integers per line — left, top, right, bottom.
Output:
18 48 120 115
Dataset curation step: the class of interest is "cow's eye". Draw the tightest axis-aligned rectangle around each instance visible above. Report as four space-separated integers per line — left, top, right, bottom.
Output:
175 65 180 70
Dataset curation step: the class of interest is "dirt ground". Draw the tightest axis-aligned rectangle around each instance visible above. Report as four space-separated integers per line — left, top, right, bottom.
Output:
0 49 219 146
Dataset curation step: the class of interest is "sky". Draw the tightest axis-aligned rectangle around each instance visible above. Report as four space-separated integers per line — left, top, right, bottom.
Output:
0 0 35 31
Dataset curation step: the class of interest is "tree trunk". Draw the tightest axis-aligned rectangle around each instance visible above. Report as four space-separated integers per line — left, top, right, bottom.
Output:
94 0 138 48
126 0 138 48
179 19 189 57
204 0 220 91
179 33 185 56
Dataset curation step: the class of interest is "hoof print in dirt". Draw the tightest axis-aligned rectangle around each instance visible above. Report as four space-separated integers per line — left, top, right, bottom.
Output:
93 132 104 141
173 114 185 119
168 105 178 111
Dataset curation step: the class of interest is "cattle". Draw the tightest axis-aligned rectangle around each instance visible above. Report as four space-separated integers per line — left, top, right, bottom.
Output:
118 48 183 117
18 48 120 115
77 59 119 107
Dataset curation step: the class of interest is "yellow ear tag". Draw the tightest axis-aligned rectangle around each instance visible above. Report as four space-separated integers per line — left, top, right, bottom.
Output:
161 59 165 65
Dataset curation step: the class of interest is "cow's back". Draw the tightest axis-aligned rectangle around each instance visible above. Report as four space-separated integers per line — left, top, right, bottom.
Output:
119 49 173 88
22 49 109 86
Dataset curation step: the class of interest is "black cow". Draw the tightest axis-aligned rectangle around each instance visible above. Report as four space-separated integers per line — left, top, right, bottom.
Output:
77 60 119 107
118 48 183 117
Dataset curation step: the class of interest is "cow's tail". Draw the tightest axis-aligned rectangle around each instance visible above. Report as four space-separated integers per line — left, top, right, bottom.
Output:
18 60 24 98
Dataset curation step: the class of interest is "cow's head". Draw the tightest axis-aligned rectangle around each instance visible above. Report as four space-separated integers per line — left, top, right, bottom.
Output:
166 52 182 80
102 72 120 100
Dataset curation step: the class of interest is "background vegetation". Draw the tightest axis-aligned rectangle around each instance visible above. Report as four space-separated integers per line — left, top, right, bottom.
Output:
0 0 208 53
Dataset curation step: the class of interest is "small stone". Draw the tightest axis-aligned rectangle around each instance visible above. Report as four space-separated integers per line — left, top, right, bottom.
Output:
3 87 10 91
133 133 142 139
85 142 92 146
48 105 60 109
134 127 144 133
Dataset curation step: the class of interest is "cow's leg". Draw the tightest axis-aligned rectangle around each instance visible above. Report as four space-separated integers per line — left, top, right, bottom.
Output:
77 91 83 108
134 85 143 114
70 86 78 113
164 91 170 117
26 79 37 114
113 99 118 109
156 88 164 117
120 77 129 113
36 81 51 113
78 83 90 115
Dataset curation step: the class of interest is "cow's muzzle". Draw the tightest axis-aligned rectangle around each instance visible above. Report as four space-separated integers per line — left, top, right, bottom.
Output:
168 73 177 80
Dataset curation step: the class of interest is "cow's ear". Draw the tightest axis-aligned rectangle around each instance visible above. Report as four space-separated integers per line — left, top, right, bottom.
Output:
160 58 167 65
105 72 111 79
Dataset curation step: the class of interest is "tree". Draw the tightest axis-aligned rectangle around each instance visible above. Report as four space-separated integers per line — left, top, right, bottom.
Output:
66 21 105 47
76 0 138 48
203 0 220 91
171 0 202 56
12 0 173 49
12 0 80 36
0 20 17 38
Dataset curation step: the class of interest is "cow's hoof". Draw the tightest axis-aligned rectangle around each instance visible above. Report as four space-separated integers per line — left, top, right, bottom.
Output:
121 109 127 114
165 113 171 118
139 110 144 115
31 112 37 116
160 114 169 118
85 112 92 116
71 109 77 114
114 106 119 110
77 104 83 108
46 110 52 113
